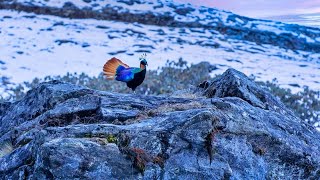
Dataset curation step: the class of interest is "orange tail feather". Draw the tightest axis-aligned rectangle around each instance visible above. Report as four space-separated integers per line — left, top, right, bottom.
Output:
103 57 130 80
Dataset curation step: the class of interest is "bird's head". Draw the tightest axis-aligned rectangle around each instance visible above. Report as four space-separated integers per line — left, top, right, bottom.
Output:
139 53 148 68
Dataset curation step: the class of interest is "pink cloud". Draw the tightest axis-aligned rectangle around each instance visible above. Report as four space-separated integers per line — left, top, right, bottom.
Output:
176 0 320 17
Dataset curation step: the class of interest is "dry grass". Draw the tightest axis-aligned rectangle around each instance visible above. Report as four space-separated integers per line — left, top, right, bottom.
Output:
146 101 204 116
124 147 165 174
122 101 205 125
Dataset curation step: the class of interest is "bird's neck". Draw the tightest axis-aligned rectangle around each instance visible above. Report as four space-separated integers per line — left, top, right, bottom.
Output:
140 64 146 70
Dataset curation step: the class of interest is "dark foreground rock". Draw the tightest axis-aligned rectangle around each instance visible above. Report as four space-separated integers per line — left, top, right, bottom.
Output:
0 69 320 179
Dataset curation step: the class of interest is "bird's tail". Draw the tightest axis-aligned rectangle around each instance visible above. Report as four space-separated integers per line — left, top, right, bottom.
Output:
103 57 129 80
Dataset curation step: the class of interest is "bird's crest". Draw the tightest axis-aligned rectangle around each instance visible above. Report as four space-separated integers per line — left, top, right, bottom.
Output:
139 53 147 61
139 53 148 67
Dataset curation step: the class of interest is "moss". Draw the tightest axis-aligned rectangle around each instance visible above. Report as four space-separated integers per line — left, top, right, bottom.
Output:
106 134 118 144
83 133 119 145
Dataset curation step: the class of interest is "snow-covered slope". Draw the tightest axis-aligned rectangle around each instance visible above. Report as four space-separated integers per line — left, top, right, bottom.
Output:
0 0 320 96
265 13 320 28
2 0 320 50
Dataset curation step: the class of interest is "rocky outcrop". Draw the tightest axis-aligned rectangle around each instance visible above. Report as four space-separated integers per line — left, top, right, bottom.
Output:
203 68 294 116
0 69 320 179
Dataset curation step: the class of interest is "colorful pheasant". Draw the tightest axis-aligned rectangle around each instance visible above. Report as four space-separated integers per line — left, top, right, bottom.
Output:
103 54 148 92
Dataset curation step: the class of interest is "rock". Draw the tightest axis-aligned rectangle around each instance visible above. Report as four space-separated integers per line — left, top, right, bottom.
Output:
34 138 134 179
203 68 294 116
0 69 320 179
54 39 78 46
0 101 11 117
174 7 195 16
0 80 95 138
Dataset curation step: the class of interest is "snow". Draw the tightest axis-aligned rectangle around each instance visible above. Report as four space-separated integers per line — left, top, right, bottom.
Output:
1 9 320 97
1 0 320 98
7 0 320 45
255 24 287 35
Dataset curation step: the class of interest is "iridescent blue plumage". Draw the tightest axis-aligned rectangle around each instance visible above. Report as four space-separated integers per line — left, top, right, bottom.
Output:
115 67 141 82
103 55 147 91
116 65 127 74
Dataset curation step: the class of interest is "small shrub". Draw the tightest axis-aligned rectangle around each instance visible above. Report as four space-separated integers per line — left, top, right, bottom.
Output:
124 147 165 174
257 79 320 128
125 148 150 174
153 155 165 168
205 129 219 164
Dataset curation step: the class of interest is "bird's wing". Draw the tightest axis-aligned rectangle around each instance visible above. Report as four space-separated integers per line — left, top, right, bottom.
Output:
103 57 130 80
115 67 141 82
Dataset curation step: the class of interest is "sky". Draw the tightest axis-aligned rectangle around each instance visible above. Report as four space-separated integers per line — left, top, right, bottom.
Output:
176 0 320 18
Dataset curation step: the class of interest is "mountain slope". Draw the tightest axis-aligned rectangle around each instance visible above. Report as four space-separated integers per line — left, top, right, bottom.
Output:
1 0 320 52
0 0 320 96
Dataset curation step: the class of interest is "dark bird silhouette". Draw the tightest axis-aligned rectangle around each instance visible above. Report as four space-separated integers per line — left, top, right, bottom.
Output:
103 54 148 92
